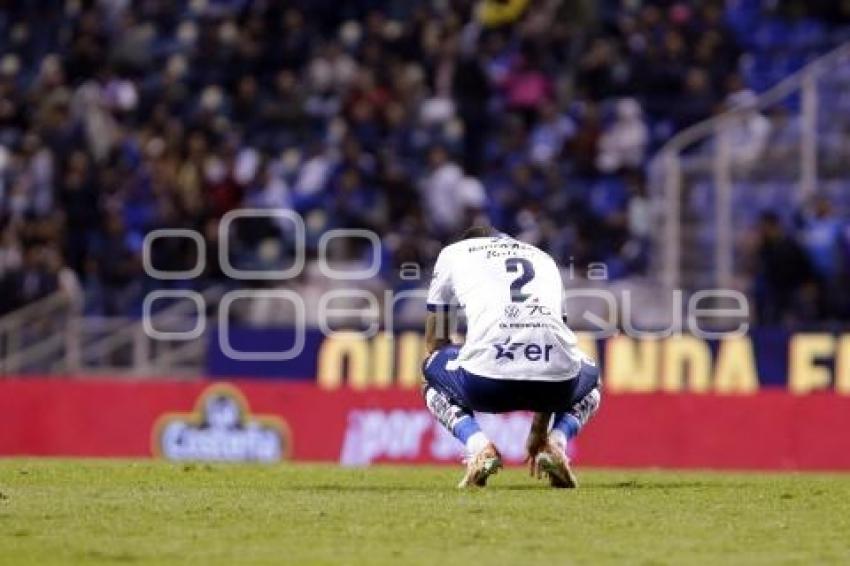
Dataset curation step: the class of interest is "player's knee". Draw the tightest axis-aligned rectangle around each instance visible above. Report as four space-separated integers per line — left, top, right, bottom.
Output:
584 361 601 389
421 345 461 383
421 352 437 383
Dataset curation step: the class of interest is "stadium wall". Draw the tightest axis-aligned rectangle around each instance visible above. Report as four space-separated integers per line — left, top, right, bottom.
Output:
2 378 850 470
208 328 850 394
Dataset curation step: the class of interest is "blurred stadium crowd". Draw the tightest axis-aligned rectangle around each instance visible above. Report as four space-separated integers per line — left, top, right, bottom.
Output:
1 0 850 323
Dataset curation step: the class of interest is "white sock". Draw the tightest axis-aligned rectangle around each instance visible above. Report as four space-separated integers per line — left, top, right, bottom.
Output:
465 431 490 454
549 429 568 452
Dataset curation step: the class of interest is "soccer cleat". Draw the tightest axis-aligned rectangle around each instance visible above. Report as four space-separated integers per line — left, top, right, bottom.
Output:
457 443 503 488
535 441 578 488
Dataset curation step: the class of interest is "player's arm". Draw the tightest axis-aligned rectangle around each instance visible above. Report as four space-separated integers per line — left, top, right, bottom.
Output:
424 248 457 355
424 310 453 355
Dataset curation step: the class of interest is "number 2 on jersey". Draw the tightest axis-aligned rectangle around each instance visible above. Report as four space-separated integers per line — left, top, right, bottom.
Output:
505 258 535 302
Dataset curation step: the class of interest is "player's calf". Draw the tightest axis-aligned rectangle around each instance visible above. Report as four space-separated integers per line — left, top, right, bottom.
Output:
551 386 602 446
422 384 498 487
527 383 602 487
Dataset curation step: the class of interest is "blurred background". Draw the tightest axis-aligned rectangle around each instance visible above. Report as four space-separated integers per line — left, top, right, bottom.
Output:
1 0 850 469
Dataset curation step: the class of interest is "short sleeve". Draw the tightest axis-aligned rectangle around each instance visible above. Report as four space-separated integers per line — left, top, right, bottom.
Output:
426 248 457 311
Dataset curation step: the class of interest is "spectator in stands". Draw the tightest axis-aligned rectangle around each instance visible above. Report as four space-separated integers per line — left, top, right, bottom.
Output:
839 223 850 319
753 211 814 325
46 245 83 310
0 244 58 315
570 101 604 176
57 150 99 275
501 48 552 126
529 100 576 167
673 68 716 130
0 226 22 276
623 171 651 273
453 49 491 175
596 98 649 174
476 0 531 28
797 197 844 319
721 89 772 168
88 212 142 316
0 0 846 323
420 145 485 238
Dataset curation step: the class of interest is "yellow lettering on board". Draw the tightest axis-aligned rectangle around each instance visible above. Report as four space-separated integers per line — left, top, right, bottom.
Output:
662 336 711 393
397 332 425 389
605 336 658 392
576 332 599 364
836 334 850 395
789 334 835 394
713 336 759 394
369 332 394 389
317 331 369 390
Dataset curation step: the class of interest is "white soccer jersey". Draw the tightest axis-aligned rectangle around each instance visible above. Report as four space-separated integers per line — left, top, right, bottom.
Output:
426 234 587 381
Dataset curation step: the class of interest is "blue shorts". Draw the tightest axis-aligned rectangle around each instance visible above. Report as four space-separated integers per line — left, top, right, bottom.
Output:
422 345 599 413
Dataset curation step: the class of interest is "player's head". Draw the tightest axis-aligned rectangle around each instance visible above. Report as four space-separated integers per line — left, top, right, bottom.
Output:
458 225 496 241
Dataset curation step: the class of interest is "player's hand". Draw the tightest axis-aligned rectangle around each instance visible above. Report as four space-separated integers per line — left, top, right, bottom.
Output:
525 453 542 478
524 412 551 477
524 441 545 478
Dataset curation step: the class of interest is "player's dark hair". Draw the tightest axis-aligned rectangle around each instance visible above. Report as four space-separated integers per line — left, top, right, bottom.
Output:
458 225 495 241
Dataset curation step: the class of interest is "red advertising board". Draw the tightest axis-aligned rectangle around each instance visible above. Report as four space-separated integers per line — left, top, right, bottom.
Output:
1 378 850 470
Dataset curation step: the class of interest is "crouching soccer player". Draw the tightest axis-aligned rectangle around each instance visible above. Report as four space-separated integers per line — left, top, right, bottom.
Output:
422 227 601 488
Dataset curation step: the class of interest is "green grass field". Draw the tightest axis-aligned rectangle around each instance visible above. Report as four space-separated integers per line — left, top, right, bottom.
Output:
1 460 849 565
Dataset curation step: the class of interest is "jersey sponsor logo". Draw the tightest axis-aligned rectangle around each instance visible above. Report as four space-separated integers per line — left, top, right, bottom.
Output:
526 303 552 316
152 384 291 462
504 304 521 319
503 302 552 320
493 338 554 361
499 321 560 329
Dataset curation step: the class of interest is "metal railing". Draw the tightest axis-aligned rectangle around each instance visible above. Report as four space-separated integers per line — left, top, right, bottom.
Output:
650 41 850 292
0 286 222 377
0 291 79 374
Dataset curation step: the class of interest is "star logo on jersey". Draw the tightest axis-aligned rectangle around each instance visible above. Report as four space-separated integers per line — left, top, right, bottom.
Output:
504 305 521 319
493 338 524 360
493 338 555 362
